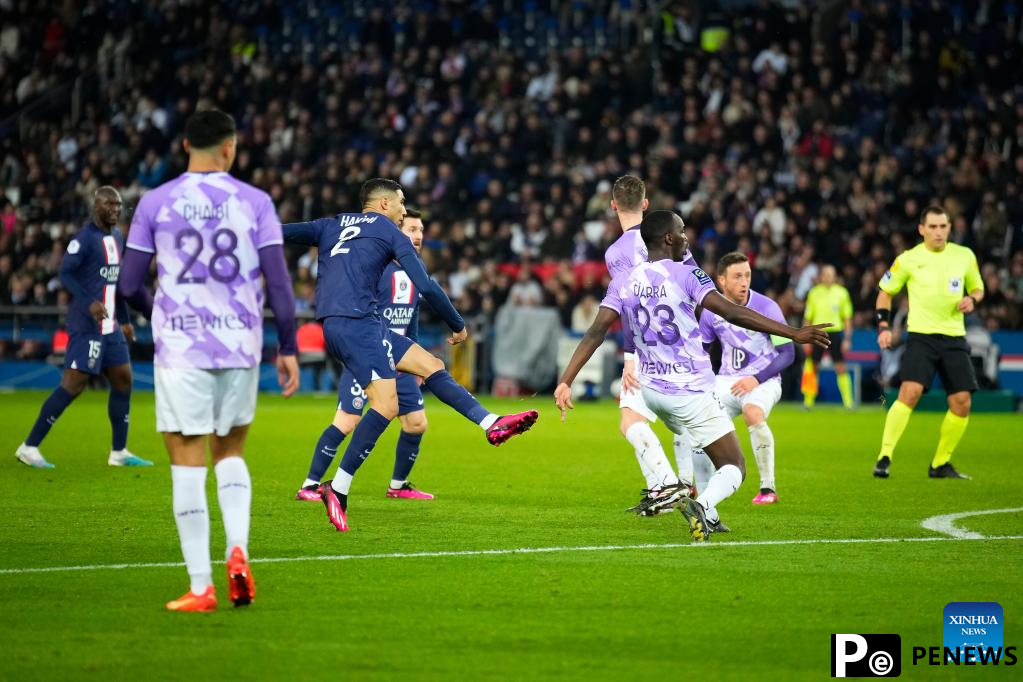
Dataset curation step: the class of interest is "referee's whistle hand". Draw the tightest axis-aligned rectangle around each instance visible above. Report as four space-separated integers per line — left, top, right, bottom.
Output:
793 323 832 348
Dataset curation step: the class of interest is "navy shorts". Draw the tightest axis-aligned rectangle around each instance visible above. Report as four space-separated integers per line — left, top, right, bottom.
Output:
322 316 415 388
64 331 130 375
337 370 424 416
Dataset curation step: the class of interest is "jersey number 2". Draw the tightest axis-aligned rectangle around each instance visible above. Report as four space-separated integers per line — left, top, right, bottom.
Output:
330 226 361 257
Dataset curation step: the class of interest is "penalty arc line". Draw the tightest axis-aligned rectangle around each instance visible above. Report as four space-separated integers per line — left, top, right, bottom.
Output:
0 535 1021 576
920 506 1023 540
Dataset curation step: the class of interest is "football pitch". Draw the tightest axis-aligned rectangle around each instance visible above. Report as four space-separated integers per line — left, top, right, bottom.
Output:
0 390 1020 681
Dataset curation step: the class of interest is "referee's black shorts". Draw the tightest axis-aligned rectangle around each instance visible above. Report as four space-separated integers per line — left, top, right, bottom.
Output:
811 332 845 363
901 332 978 394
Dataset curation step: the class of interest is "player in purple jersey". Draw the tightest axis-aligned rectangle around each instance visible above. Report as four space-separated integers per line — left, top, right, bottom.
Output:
119 109 299 612
16 187 152 469
294 208 435 502
555 211 830 541
605 175 697 516
282 178 538 533
697 252 795 507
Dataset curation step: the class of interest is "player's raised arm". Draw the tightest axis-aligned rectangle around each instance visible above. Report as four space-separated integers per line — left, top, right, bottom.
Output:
554 306 620 421
701 291 831 348
394 237 466 337
282 217 332 246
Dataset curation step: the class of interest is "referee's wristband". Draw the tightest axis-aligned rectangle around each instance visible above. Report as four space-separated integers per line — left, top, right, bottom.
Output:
875 308 891 329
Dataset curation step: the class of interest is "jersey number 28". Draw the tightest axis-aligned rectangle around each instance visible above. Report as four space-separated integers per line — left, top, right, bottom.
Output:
330 226 361 257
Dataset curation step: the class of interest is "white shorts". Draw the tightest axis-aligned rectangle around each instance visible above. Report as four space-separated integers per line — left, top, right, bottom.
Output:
714 375 783 420
640 387 735 449
619 385 657 422
155 366 259 436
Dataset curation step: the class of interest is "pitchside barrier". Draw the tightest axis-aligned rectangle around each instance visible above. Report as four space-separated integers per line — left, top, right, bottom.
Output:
1 307 1021 410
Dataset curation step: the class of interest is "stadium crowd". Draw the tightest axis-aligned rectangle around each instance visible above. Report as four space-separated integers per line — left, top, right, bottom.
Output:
1 0 1022 366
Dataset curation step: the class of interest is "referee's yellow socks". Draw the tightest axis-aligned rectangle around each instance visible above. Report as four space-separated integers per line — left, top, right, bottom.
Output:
932 411 969 468
879 400 913 459
837 372 854 408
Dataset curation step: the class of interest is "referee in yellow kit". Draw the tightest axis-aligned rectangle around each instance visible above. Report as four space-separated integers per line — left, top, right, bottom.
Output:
802 265 855 409
873 205 984 479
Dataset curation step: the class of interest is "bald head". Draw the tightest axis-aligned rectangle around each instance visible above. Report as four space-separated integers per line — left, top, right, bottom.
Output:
93 186 123 231
820 264 837 284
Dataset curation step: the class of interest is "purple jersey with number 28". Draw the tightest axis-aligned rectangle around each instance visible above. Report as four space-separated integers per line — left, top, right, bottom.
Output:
126 171 283 369
601 259 718 396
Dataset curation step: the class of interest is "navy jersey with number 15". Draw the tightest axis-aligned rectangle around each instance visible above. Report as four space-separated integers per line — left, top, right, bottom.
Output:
282 211 463 331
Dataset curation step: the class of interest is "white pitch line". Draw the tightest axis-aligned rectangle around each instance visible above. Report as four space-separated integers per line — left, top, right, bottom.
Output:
921 506 1023 540
1 535 1021 577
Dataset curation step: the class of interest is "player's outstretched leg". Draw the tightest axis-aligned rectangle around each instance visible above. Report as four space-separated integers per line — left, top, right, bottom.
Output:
104 364 152 467
399 344 538 446
17 371 87 468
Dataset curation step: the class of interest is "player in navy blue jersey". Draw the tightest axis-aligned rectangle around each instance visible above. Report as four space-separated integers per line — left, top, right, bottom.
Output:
16 187 152 468
283 178 538 532
294 208 434 502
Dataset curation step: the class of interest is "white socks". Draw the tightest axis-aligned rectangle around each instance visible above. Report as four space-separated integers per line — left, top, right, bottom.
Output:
696 464 743 512
171 465 212 595
479 414 499 430
625 422 678 489
749 422 776 491
214 456 251 561
302 477 319 489
331 469 354 495
673 432 694 486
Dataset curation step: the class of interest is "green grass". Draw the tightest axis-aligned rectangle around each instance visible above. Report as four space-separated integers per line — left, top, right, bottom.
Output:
0 390 1021 681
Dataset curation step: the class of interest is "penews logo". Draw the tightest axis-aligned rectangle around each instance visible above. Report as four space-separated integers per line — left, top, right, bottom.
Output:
831 634 901 677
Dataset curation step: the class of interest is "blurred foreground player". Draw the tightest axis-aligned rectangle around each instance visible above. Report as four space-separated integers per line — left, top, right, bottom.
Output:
16 187 152 469
873 206 983 480
295 208 434 501
282 179 537 533
119 109 299 611
555 211 830 541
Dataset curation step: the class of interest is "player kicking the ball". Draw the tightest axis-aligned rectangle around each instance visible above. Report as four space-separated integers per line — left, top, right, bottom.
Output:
283 178 537 533
695 252 795 506
295 208 434 502
555 211 829 541
16 187 152 469
119 109 300 611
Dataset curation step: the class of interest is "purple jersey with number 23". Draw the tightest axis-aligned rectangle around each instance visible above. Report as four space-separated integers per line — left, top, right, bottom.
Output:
126 171 283 369
601 259 717 396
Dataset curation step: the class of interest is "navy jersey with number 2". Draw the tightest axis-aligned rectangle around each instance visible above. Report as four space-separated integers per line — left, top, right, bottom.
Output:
282 211 463 330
